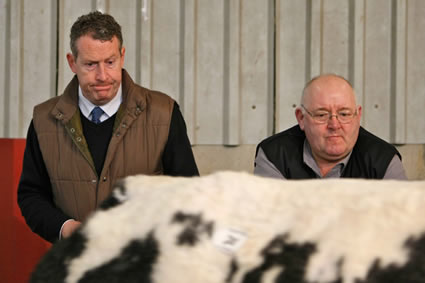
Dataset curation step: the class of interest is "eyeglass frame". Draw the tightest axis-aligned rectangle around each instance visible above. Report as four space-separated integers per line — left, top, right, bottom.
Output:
300 104 358 124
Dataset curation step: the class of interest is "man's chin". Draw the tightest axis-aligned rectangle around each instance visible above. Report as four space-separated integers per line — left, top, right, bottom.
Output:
92 92 115 104
325 150 349 161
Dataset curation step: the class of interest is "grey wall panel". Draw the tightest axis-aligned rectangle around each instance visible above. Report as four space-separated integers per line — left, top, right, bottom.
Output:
194 0 224 144
392 0 406 144
309 0 322 78
138 0 183 102
4 0 23 138
1 0 425 144
109 0 139 83
57 0 92 95
140 0 153 89
0 0 56 138
273 0 424 144
134 0 183 95
0 0 8 137
321 0 350 77
351 0 365 108
406 0 425 143
150 0 181 101
22 0 57 132
276 0 308 132
182 0 196 143
240 0 274 144
223 0 241 145
363 0 392 141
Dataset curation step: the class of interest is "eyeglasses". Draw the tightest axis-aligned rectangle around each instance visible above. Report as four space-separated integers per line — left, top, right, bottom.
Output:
301 104 357 124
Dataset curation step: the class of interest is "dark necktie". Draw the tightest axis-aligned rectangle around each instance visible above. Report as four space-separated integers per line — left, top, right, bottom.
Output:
91 106 104 124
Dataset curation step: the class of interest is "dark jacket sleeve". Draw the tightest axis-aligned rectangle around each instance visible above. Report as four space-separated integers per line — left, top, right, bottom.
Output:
162 103 199 176
17 121 71 243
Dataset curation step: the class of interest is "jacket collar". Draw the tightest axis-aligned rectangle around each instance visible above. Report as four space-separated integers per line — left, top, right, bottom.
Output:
50 69 146 125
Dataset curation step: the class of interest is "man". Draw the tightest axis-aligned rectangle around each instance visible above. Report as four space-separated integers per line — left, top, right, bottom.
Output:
18 11 199 243
254 74 407 180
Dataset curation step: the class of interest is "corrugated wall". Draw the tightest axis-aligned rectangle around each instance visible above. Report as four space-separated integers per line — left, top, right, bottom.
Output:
1 0 424 144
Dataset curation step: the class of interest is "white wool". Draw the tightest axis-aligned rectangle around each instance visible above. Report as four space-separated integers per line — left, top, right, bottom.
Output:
65 171 425 283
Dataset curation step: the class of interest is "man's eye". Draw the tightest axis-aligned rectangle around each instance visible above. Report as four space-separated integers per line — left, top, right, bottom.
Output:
339 112 352 117
315 112 329 118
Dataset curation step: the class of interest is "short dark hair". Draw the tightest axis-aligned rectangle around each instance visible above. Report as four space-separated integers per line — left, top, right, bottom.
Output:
70 11 123 58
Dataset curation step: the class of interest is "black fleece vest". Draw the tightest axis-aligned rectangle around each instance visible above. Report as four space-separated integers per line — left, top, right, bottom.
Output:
256 125 401 179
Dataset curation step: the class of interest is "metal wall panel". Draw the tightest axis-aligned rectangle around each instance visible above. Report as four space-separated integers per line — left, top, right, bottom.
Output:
393 0 406 144
276 0 308 131
274 0 424 144
109 0 140 83
0 0 56 138
8 0 25 138
182 0 196 143
240 0 274 144
1 0 424 144
363 0 393 141
0 0 7 137
406 0 425 143
1 0 23 138
22 0 57 130
57 0 92 96
321 0 350 77
192 1 224 144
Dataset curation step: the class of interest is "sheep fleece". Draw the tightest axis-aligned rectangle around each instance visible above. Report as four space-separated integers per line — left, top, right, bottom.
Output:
31 171 425 283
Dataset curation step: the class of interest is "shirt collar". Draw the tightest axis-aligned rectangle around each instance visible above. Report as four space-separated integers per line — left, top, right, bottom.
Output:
303 139 352 178
78 85 122 121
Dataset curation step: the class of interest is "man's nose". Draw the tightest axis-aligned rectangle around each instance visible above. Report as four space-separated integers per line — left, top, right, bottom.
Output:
327 114 341 128
96 64 107 81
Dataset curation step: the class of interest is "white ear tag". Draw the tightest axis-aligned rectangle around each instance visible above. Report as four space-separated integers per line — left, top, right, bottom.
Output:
212 228 247 254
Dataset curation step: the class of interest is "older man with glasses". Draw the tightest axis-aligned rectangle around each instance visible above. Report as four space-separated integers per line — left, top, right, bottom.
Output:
254 74 407 180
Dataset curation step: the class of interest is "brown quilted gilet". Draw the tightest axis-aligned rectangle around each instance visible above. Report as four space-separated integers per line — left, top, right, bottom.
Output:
33 70 174 221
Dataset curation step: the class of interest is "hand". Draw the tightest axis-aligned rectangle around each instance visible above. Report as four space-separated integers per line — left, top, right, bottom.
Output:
61 220 82 239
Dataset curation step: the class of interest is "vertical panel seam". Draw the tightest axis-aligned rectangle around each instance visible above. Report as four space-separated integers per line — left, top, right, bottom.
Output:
150 0 154 87
4 0 11 136
18 0 24 135
404 0 408 142
179 0 185 110
53 0 59 99
319 0 323 73
390 0 397 142
269 0 276 135
193 0 198 143
348 0 355 84
135 0 142 84
223 0 230 143
305 0 312 82
361 0 366 125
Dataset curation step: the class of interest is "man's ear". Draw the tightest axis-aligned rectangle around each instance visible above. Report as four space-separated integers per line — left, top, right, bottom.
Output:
66 53 77 74
356 105 362 120
120 47 126 67
295 107 305 130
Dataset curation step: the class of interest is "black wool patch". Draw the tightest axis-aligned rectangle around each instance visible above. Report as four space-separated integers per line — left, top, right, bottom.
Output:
30 231 87 283
171 211 214 246
98 181 127 211
78 232 159 283
226 258 240 283
241 234 321 283
357 231 425 283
